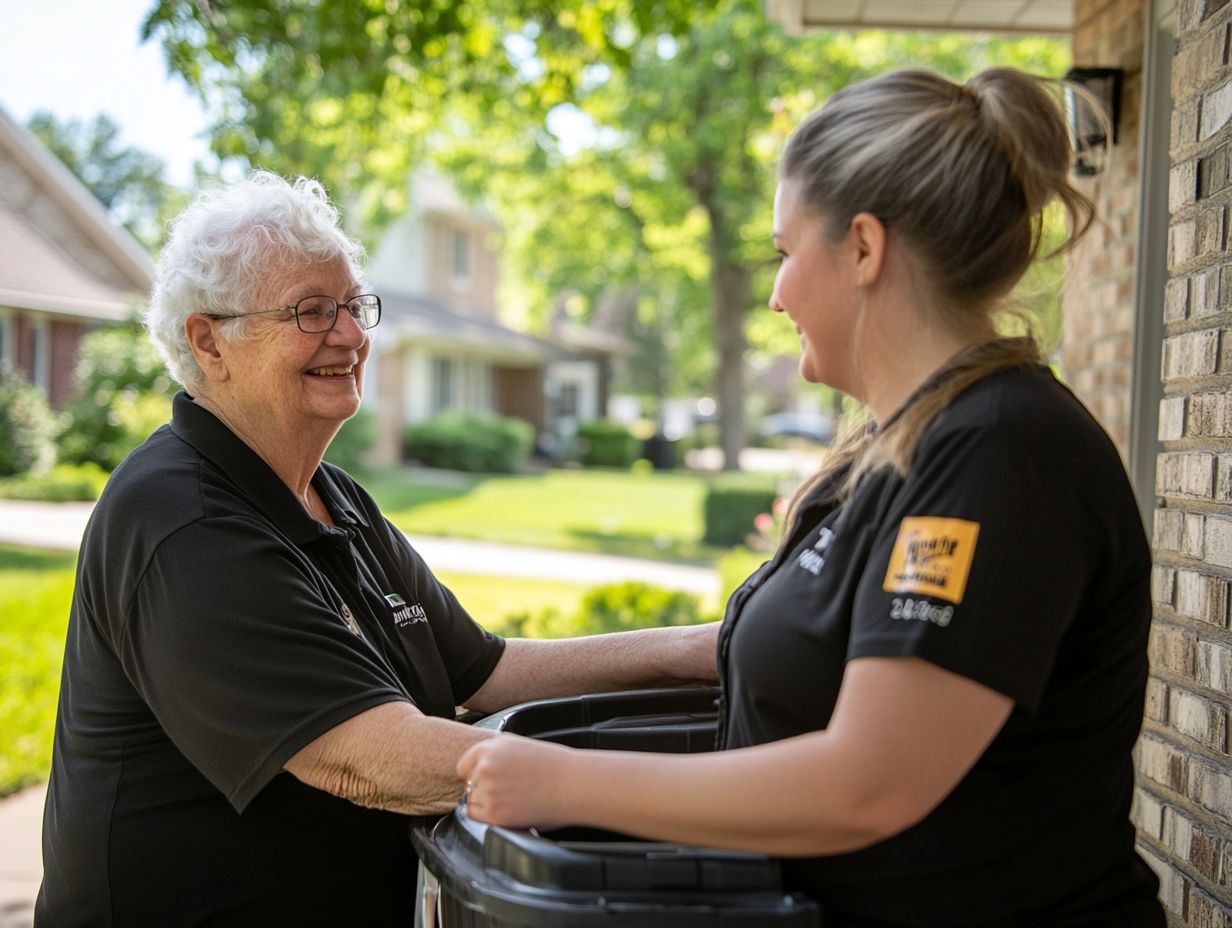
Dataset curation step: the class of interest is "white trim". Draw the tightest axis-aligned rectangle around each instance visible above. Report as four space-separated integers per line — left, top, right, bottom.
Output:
1128 0 1174 527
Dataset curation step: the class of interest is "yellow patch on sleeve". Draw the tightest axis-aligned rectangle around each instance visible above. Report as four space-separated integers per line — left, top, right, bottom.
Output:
882 516 981 605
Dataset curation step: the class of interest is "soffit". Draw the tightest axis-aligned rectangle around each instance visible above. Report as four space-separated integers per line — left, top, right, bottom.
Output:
766 0 1070 35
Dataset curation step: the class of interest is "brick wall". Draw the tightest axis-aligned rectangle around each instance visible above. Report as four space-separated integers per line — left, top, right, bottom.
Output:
48 320 82 408
1143 0 1232 918
1062 0 1146 458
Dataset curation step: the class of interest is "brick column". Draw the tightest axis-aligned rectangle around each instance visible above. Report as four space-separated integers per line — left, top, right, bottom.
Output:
1141 0 1232 918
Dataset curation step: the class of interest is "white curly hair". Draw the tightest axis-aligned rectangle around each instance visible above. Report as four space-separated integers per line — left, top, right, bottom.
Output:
144 170 368 392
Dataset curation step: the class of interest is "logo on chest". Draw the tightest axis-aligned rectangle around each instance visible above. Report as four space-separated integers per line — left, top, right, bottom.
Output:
384 593 428 628
796 526 835 576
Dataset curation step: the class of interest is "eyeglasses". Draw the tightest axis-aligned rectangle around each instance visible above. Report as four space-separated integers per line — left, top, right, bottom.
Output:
206 294 382 334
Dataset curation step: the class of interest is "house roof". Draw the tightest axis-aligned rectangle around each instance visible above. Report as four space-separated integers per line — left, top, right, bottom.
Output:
766 0 1069 35
0 103 154 320
378 290 566 364
0 203 138 320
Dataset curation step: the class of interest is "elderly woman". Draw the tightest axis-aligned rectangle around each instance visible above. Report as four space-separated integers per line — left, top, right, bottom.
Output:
459 68 1165 926
35 171 717 927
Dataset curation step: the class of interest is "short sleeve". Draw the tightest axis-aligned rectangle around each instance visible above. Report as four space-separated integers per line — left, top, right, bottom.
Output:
377 515 506 705
116 517 411 812
849 426 1089 712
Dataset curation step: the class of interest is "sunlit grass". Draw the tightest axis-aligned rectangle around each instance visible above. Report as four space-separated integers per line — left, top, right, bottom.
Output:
363 466 729 563
0 546 75 796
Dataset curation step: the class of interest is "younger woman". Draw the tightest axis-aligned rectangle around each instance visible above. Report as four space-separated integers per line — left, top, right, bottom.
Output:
458 67 1164 927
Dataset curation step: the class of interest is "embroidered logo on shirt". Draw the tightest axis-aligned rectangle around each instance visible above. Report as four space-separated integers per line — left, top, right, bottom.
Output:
385 593 428 628
796 526 835 576
340 603 361 635
882 516 980 605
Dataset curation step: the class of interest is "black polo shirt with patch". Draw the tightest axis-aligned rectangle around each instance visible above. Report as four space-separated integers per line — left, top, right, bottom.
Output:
36 393 505 927
717 364 1163 927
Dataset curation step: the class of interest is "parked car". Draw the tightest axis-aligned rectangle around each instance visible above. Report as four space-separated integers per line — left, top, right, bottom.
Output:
758 411 834 445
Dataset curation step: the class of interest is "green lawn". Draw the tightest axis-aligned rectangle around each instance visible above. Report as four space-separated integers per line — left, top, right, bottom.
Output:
362 466 730 563
0 546 75 796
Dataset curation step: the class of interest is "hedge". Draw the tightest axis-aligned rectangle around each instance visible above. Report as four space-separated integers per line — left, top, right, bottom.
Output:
404 413 534 474
576 420 640 468
702 473 779 547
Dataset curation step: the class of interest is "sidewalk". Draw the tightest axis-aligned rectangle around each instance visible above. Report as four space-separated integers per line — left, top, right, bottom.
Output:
0 499 717 595
0 786 41 928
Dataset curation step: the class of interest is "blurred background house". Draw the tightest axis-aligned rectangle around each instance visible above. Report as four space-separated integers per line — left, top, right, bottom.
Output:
359 171 618 463
0 105 152 408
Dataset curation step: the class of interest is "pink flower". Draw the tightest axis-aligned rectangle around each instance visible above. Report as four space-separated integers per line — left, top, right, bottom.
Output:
754 512 774 534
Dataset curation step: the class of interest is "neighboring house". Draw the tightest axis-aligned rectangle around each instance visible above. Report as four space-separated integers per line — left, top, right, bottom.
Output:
0 104 152 408
363 172 615 463
770 0 1223 919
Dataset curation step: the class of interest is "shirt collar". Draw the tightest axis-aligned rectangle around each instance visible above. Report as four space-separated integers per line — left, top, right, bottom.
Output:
168 392 367 545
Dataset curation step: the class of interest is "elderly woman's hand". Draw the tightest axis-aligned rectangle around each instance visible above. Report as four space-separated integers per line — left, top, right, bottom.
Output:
456 735 580 831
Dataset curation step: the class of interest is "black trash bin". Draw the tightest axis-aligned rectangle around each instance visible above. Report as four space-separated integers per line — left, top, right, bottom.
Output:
411 688 821 928
641 433 677 470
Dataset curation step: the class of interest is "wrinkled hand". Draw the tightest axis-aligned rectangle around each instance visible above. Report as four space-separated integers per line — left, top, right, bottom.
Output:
456 735 579 831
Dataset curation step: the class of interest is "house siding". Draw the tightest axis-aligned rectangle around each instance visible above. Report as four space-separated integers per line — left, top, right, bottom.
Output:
1145 0 1232 919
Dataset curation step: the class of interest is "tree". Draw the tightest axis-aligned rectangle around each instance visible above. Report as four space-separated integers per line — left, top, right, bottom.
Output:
145 0 1069 467
57 324 177 471
26 112 188 253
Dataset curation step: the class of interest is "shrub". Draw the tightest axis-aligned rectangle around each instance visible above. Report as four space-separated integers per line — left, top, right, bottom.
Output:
716 545 771 603
505 581 705 639
702 473 779 546
0 462 109 501
57 325 175 471
575 420 640 468
0 366 56 477
324 408 379 473
404 413 534 474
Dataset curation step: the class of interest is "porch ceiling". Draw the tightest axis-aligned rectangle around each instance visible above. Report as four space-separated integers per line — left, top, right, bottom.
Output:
766 0 1071 35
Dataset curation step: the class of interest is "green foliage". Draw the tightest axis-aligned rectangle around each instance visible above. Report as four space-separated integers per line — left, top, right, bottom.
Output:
144 0 716 228
716 545 769 603
0 367 57 478
702 472 778 546
0 546 76 795
504 580 706 638
57 325 176 472
575 419 640 468
404 413 534 474
323 408 379 473
0 462 109 502
26 111 189 253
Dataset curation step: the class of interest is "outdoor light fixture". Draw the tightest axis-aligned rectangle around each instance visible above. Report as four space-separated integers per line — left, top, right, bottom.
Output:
1063 67 1124 177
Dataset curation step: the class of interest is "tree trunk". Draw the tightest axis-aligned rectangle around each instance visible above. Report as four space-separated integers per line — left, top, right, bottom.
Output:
712 258 750 472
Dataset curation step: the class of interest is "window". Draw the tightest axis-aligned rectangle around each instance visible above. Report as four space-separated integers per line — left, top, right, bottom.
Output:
0 311 12 370
431 357 455 415
451 229 471 284
557 383 580 419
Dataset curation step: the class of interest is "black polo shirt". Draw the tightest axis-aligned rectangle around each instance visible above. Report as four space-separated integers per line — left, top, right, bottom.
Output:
717 364 1163 927
36 393 505 927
